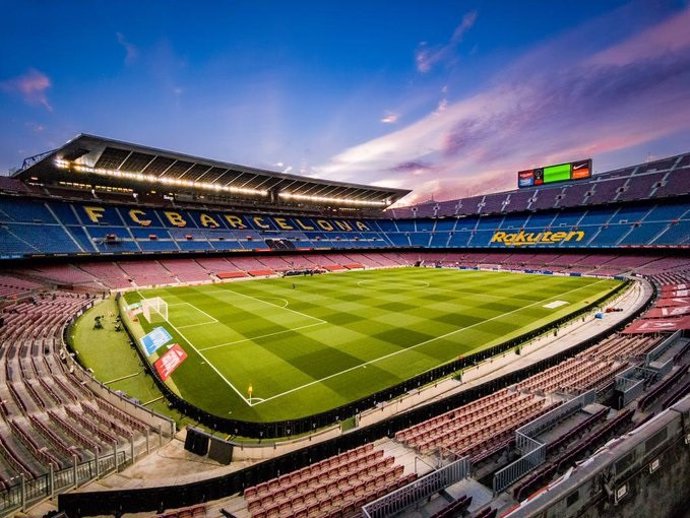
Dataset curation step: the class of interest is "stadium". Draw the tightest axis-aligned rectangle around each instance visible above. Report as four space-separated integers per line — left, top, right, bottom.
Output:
0 130 689 518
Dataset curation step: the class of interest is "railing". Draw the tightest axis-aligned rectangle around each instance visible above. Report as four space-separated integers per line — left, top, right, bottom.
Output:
614 364 660 410
362 456 470 518
493 391 595 494
493 441 545 494
517 391 596 444
0 451 128 516
615 366 639 391
645 330 681 366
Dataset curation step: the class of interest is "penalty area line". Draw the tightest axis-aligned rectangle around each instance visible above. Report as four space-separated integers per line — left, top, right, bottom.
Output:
170 302 219 327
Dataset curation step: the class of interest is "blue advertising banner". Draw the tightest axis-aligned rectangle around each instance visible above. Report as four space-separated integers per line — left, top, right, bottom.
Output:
140 326 173 355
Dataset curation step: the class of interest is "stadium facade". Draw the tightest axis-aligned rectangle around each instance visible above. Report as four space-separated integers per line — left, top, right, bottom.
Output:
0 135 689 517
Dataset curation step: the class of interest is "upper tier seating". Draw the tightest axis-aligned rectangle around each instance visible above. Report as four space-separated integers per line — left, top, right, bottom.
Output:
391 153 690 219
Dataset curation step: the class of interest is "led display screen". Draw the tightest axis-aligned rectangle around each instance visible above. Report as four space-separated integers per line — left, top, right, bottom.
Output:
543 163 571 183
517 159 592 188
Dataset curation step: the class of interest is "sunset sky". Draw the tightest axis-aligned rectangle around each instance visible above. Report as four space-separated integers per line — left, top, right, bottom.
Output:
2 1 689 204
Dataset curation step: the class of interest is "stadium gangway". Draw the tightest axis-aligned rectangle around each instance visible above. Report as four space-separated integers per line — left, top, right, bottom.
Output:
615 366 647 408
492 390 596 494
361 456 470 518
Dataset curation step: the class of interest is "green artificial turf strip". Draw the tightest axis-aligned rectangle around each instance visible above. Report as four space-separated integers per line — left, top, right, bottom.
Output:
69 297 202 430
88 267 622 422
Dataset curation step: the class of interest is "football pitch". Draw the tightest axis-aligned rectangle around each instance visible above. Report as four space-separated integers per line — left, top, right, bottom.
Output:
122 268 622 422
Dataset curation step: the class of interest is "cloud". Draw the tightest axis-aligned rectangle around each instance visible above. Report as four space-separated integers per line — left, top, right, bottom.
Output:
415 10 477 73
116 32 139 65
317 6 690 203
390 161 434 176
0 69 53 111
380 111 399 124
24 122 45 133
435 98 449 115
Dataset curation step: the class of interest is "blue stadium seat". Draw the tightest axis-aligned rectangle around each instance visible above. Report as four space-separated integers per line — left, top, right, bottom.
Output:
588 225 631 247
0 198 56 223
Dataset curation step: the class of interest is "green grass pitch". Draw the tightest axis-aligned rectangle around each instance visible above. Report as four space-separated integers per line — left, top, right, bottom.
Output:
121 268 621 422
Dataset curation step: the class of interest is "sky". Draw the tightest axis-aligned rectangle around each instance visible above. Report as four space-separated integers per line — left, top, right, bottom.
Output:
1 0 690 205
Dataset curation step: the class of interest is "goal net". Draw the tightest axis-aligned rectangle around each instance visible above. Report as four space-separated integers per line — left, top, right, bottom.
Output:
141 297 168 323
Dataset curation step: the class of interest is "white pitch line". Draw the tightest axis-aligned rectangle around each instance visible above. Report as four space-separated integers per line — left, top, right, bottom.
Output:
136 291 251 406
181 301 219 325
177 321 217 329
202 286 327 325
198 322 327 352
171 302 218 328
250 278 611 406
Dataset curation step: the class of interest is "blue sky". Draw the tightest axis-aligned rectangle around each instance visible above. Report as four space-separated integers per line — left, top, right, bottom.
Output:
1 0 689 204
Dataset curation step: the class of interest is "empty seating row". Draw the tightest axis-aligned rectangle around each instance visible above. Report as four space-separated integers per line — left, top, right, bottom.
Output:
429 494 472 518
156 503 206 518
0 291 155 485
555 409 634 473
638 366 689 411
244 444 411 518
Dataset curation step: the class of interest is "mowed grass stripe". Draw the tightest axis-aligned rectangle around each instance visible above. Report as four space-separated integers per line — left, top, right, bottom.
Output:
248 276 611 406
126 268 621 420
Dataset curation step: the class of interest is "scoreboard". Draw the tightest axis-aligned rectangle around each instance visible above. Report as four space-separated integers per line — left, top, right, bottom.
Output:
518 159 592 188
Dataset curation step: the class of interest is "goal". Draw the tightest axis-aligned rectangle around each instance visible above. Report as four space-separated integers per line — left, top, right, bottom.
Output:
141 297 168 323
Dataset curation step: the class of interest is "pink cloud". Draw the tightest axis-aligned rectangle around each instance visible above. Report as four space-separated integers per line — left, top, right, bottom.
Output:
380 111 399 124
1 69 53 111
390 161 434 176
415 10 478 73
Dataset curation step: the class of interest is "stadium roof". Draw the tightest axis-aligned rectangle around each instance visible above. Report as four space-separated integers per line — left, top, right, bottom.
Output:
14 134 410 208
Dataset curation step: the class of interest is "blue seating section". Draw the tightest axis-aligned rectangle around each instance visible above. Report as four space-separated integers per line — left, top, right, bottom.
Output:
1 195 689 259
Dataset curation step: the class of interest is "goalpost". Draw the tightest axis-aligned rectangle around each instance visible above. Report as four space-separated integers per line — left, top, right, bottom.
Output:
141 297 168 323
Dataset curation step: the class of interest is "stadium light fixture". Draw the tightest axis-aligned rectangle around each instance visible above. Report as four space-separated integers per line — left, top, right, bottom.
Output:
278 191 389 207
54 159 269 197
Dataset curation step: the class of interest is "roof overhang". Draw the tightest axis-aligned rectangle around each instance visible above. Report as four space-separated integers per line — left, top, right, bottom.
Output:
14 134 411 208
